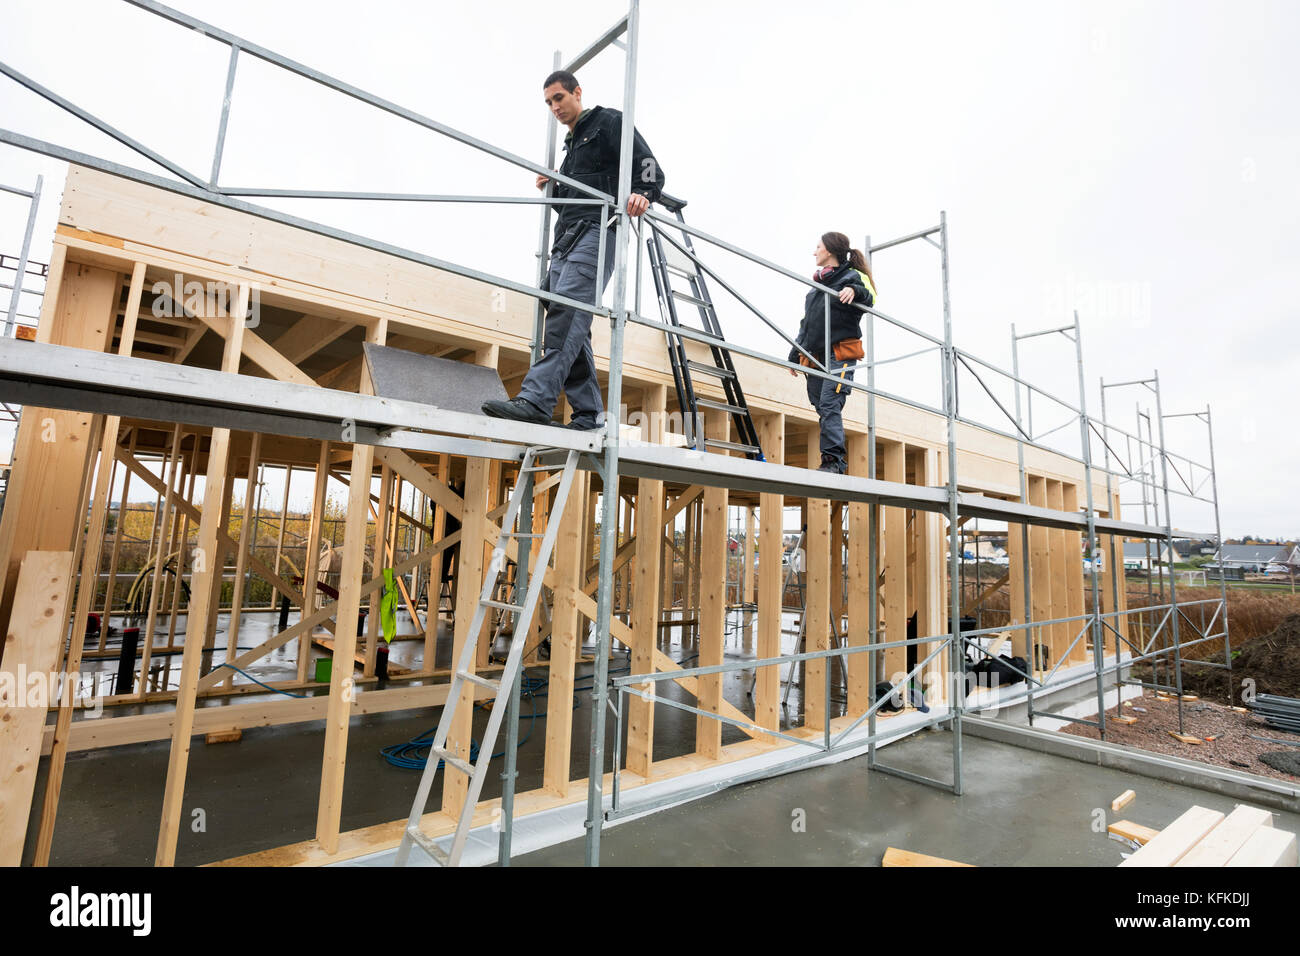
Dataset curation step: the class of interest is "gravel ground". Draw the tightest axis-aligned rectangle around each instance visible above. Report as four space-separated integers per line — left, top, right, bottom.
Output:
1059 692 1300 783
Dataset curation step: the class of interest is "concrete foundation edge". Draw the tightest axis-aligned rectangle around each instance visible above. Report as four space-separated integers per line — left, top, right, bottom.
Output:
964 715 1300 814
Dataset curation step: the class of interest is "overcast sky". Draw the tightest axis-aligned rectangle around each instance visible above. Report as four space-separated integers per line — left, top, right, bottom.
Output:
0 0 1295 539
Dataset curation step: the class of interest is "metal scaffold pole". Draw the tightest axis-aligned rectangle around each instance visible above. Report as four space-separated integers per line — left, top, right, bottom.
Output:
1071 311 1107 739
940 210 963 794
1010 324 1035 715
1203 406 1232 684
1151 371 1186 735
3 174 41 338
1097 379 1125 710
585 0 640 867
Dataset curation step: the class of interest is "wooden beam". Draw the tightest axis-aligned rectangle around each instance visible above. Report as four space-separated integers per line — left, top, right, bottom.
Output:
882 846 973 867
1063 482 1088 663
846 432 870 715
156 283 248 866
223 433 261 689
0 551 74 865
1027 475 1050 673
1108 819 1159 845
0 260 115 650
272 312 356 365
756 414 785 735
299 441 331 682
1119 806 1225 867
543 469 588 796
1226 825 1298 867
1176 805 1273 867
315 320 385 854
880 440 907 683
696 410 730 759
1046 479 1068 665
628 385 665 777
34 261 147 863
916 446 947 705
805 428 830 731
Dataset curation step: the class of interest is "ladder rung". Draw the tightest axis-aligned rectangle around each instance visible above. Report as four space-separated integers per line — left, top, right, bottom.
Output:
704 438 760 455
686 360 735 379
695 397 746 416
430 745 476 777
666 264 696 279
457 669 500 691
671 289 710 309
481 599 524 612
406 826 451 866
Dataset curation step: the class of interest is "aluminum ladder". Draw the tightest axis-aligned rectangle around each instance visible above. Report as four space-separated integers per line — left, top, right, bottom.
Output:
395 446 580 867
646 193 764 461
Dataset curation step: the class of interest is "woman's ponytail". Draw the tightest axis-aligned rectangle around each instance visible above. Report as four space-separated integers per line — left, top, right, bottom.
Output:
822 231 878 294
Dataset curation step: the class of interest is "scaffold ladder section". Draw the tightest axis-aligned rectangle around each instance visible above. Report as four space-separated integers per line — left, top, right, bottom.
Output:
647 194 764 460
395 446 580 867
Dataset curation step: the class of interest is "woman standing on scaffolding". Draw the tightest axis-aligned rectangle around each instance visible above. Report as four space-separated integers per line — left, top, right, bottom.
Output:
788 231 876 474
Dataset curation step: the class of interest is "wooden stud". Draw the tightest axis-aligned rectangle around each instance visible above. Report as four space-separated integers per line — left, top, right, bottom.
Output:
1063 482 1087 663
138 426 185 697
1046 480 1069 664
805 428 830 731
628 385 666 777
542 469 588 796
315 320 385 854
881 440 907 683
696 411 730 759
363 463 393 677
223 432 261 689
846 432 870 715
755 414 785 735
298 441 331 683
916 446 946 705
156 284 248 866
1027 475 1050 673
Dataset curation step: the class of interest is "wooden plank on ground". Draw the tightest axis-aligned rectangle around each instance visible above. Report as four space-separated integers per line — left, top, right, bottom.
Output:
1111 789 1135 812
882 847 973 867
1119 806 1225 867
1225 825 1298 867
1108 820 1159 846
1177 805 1274 867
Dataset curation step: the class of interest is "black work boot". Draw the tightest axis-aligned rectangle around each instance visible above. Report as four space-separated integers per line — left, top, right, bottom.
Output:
481 397 549 424
817 456 846 475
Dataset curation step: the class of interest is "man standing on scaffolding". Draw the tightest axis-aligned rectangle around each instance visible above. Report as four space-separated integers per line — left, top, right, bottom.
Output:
481 69 665 430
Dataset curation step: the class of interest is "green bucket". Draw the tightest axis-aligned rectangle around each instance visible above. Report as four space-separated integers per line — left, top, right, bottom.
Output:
314 657 332 684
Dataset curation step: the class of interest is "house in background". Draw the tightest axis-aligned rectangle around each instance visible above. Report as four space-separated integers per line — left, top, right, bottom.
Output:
1213 543 1293 573
1122 540 1184 572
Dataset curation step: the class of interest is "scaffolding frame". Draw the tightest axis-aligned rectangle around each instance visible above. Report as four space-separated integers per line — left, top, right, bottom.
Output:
0 0 1233 867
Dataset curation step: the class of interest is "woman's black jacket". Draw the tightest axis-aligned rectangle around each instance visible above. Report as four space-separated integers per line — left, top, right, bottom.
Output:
787 262 872 366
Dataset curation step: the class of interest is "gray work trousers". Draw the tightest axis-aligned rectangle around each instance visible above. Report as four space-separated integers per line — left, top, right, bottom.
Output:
806 355 854 468
516 222 617 423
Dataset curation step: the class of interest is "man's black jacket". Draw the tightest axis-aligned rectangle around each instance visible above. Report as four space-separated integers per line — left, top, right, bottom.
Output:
788 262 872 366
550 105 665 236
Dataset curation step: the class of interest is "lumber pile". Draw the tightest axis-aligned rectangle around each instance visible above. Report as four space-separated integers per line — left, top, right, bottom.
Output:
1118 803 1297 867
